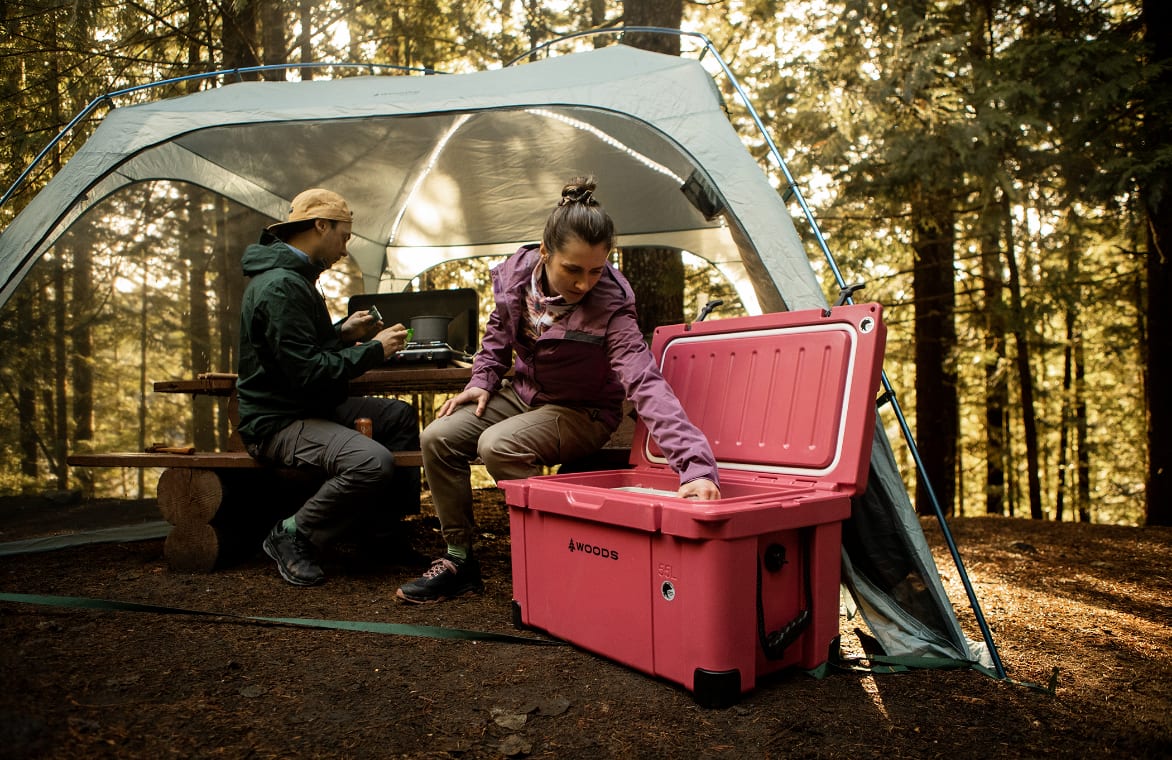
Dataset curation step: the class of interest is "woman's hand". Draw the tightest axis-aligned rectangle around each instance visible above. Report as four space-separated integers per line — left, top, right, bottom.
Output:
438 386 491 418
678 478 720 501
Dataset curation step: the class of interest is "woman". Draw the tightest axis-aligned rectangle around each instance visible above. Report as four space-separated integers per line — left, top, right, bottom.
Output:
397 176 720 604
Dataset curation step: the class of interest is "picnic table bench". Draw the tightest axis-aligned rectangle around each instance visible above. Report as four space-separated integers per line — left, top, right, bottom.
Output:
66 367 466 572
67 366 634 572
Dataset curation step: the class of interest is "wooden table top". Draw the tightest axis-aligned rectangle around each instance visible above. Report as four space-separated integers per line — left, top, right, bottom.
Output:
153 365 474 397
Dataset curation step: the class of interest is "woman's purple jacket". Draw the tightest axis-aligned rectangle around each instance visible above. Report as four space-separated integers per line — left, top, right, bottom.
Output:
467 244 719 487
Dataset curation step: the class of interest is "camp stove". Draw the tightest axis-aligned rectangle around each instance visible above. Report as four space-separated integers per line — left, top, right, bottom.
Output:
389 340 472 366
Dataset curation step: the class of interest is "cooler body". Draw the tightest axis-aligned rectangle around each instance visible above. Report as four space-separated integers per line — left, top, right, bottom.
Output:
503 304 886 705
505 472 848 705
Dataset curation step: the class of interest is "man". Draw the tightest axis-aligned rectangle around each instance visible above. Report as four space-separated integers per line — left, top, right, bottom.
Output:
236 188 417 586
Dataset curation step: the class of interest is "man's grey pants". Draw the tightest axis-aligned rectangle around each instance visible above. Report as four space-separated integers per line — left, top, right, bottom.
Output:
420 383 613 550
251 397 418 546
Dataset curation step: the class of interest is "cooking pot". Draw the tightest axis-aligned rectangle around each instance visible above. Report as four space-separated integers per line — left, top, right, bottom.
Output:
409 314 453 344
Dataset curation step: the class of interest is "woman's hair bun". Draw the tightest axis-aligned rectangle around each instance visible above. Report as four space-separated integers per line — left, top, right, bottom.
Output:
559 175 599 207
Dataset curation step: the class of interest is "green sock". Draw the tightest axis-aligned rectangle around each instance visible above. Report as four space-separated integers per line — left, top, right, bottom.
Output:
446 545 468 561
282 516 298 535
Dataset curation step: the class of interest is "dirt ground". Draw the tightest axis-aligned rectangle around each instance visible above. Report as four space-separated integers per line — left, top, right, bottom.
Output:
1 490 1169 759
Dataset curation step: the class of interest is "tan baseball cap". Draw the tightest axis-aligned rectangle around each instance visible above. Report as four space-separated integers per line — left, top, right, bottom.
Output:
266 188 353 231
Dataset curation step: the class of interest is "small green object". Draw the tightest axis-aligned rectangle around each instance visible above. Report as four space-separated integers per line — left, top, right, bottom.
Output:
406 328 414 342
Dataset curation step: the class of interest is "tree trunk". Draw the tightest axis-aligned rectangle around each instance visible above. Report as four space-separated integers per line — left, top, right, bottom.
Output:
186 194 216 450
69 230 95 496
260 0 287 80
137 256 149 498
16 289 39 489
620 249 685 338
1003 193 1044 519
214 197 245 448
980 191 1008 515
1073 313 1090 522
52 255 68 488
299 0 314 77
1142 0 1172 526
620 0 685 337
1056 308 1074 522
623 0 682 54
221 0 260 74
911 188 958 517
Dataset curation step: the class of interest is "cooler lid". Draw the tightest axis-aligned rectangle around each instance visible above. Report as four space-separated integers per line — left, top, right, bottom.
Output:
632 303 886 493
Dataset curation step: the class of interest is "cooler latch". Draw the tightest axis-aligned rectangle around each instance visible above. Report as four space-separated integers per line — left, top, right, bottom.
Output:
823 282 866 316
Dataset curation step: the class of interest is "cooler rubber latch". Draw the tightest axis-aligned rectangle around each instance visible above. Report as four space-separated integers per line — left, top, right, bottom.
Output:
823 282 866 316
756 533 812 661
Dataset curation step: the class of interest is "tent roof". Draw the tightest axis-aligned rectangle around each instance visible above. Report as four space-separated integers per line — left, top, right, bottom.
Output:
0 44 825 311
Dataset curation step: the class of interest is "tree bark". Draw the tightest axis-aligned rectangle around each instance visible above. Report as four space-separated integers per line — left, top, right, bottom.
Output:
623 0 682 54
221 0 260 75
980 191 1008 515
16 289 39 488
52 255 68 488
185 194 216 450
620 0 685 336
214 197 247 448
1142 0 1172 526
1003 193 1044 519
620 249 685 338
911 187 958 517
137 256 149 498
212 0 259 448
68 230 95 496
1074 315 1090 522
1056 307 1074 522
299 0 314 77
260 0 287 80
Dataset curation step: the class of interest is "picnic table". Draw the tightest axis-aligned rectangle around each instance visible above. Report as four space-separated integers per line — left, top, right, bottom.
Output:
67 366 475 571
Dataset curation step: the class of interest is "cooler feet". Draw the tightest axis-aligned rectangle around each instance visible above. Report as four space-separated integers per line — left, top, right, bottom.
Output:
693 668 741 708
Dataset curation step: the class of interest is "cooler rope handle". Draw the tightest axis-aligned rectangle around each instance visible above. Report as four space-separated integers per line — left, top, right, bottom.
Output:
756 530 812 661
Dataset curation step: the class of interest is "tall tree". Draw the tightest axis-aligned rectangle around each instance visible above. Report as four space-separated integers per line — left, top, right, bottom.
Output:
978 194 1009 515
1001 190 1044 519
910 182 960 517
1141 0 1172 526
621 0 687 335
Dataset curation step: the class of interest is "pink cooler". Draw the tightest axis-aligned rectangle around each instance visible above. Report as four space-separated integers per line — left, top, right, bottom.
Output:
502 303 887 707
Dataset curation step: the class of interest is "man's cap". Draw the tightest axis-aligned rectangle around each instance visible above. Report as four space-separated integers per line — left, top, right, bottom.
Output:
266 188 352 231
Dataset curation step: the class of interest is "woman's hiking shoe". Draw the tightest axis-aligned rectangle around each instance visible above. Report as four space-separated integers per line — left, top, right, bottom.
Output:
263 522 325 586
396 555 483 603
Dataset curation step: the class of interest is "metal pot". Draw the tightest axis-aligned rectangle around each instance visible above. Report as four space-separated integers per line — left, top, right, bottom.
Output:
409 314 453 344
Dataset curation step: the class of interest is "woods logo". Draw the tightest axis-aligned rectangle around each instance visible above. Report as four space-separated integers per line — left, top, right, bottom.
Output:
566 537 620 561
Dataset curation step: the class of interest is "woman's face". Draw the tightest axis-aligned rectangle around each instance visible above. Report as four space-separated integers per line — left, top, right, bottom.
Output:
540 238 610 304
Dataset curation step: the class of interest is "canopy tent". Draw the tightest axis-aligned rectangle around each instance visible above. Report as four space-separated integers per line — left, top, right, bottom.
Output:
0 45 822 313
0 41 995 672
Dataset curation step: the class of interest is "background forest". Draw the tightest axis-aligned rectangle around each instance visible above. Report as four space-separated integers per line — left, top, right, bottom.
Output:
1 0 1167 528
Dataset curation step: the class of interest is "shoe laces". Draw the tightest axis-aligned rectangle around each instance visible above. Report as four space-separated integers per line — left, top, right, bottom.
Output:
421 557 457 579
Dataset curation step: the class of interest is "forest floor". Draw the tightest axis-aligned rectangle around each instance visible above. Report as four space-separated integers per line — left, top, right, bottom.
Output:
0 489 1169 759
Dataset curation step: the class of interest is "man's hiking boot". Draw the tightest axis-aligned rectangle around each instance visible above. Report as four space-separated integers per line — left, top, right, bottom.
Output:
396 554 483 603
263 521 325 586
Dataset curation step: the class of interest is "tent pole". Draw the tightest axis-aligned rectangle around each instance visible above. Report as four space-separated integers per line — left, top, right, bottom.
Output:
877 384 1007 677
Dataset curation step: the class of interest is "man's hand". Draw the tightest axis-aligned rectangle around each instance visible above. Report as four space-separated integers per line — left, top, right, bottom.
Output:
373 323 410 360
438 387 491 418
678 478 720 501
340 310 380 342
